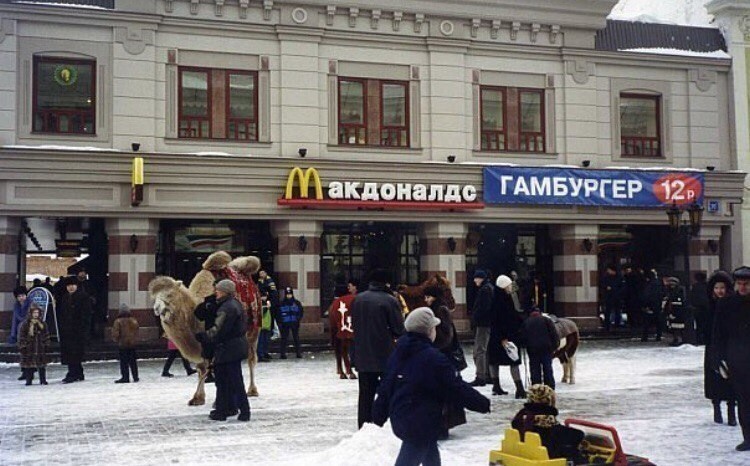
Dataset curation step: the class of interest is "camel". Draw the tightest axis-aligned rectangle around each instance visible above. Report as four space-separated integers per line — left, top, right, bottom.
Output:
227 256 262 397
149 276 209 406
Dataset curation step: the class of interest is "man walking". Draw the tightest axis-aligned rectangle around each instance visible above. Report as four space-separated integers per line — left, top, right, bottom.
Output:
351 269 405 429
601 264 623 332
59 276 93 383
469 269 494 387
713 266 750 451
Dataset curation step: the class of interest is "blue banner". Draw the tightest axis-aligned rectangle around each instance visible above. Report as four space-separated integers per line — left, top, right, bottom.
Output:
483 167 704 207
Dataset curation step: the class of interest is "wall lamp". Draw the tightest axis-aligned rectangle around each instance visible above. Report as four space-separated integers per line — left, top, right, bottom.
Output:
581 160 591 168
298 147 307 158
129 234 139 253
298 235 308 252
706 239 719 254
582 238 593 253
447 237 457 252
447 154 456 163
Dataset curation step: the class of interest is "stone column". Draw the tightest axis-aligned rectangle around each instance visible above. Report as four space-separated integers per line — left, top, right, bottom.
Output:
106 218 159 341
0 216 22 340
420 222 469 332
271 219 323 338
551 224 599 331
690 225 722 277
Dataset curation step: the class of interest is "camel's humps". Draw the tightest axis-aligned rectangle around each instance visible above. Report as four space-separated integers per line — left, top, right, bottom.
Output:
189 251 232 300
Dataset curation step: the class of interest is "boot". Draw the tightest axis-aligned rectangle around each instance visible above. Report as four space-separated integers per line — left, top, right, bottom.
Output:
514 380 527 399
728 401 738 426
736 441 750 452
39 367 47 385
713 401 723 424
468 378 486 387
491 378 508 395
24 369 33 386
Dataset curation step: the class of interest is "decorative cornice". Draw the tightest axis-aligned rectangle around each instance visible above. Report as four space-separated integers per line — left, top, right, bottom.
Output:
393 11 402 31
0 16 15 44
114 26 155 55
348 7 358 27
566 59 595 85
690 68 717 92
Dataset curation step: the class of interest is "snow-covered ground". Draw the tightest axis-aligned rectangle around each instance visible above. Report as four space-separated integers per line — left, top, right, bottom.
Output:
0 340 746 466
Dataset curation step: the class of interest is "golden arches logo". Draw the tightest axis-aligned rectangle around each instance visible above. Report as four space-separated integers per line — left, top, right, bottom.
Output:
284 167 323 200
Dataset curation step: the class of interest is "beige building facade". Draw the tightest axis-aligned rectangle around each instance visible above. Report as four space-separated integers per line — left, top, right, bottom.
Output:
0 0 745 341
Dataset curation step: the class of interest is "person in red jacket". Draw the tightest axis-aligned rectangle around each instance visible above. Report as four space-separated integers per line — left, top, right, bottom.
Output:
329 282 357 379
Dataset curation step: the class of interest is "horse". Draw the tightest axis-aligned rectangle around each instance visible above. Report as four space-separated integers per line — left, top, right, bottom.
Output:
546 314 580 384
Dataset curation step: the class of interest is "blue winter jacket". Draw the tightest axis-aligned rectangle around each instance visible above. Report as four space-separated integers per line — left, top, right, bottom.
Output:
372 332 490 443
279 299 303 325
8 299 31 344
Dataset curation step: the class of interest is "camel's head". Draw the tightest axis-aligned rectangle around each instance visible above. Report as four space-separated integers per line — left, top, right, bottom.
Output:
148 276 197 322
229 256 261 276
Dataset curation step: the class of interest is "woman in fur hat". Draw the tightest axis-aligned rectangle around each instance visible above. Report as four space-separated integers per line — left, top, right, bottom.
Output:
18 303 51 385
511 384 584 461
704 271 737 425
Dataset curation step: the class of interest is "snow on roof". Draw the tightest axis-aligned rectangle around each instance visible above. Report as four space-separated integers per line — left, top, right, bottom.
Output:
609 0 715 28
12 1 109 9
3 144 119 152
620 47 730 58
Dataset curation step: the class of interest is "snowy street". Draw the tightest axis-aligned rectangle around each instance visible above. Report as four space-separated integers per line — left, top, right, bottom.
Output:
0 340 745 466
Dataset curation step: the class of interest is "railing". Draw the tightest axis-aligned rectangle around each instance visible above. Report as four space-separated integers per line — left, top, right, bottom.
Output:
519 133 545 153
227 119 257 141
338 125 366 145
480 131 506 151
380 127 408 147
33 109 94 134
621 136 660 157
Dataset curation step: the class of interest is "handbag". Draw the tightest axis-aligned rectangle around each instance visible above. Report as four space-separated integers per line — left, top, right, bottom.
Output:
503 341 520 363
448 324 468 371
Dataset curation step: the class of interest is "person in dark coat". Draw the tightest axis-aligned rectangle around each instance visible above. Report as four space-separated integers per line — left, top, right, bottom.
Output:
521 308 560 389
424 285 466 437
664 276 688 346
511 384 584 462
489 275 526 398
8 286 29 345
196 279 250 422
112 303 140 384
600 264 623 332
712 266 750 451
18 304 50 385
351 268 405 429
704 271 736 425
690 272 710 345
640 269 664 342
278 287 304 359
58 276 93 383
623 265 644 328
469 269 494 386
373 307 490 466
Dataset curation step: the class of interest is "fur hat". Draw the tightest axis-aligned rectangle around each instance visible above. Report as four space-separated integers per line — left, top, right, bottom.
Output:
13 286 27 297
708 270 733 293
202 251 232 271
215 279 236 295
63 275 79 287
229 256 261 275
118 303 131 317
527 384 556 407
473 269 488 280
496 274 512 290
404 307 441 336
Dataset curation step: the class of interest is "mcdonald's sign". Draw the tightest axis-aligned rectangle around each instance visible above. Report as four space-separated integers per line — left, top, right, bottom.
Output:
278 166 484 211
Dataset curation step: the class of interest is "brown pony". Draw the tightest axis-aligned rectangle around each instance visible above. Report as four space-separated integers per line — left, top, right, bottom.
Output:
547 315 580 384
397 274 456 313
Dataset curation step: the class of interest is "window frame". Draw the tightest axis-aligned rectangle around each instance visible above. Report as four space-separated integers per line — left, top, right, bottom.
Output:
32 55 97 135
379 80 410 148
619 93 662 158
178 66 213 139
337 77 368 146
479 86 507 152
224 69 259 142
479 85 546 153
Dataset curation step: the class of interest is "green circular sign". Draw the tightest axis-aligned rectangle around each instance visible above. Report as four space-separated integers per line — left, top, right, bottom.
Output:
53 64 78 86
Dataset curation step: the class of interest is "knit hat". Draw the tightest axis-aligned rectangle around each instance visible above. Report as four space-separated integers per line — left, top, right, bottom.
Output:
118 303 131 317
527 384 556 407
215 279 236 295
496 274 512 290
733 266 750 280
404 307 441 336
473 269 488 280
284 286 294 296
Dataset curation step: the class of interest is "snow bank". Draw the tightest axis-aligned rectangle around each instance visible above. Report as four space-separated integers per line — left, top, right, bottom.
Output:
609 0 715 28
620 47 730 58
3 144 119 152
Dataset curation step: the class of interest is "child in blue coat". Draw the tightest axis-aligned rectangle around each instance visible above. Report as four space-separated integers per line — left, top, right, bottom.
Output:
373 307 490 466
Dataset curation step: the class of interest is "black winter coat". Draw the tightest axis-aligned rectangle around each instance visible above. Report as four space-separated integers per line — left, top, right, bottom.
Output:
601 274 623 308
521 313 560 356
664 285 688 327
623 273 644 311
205 295 248 364
471 280 495 327
712 295 750 395
58 289 93 365
704 296 735 401
351 283 405 373
488 289 523 366
372 332 490 443
640 279 664 315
